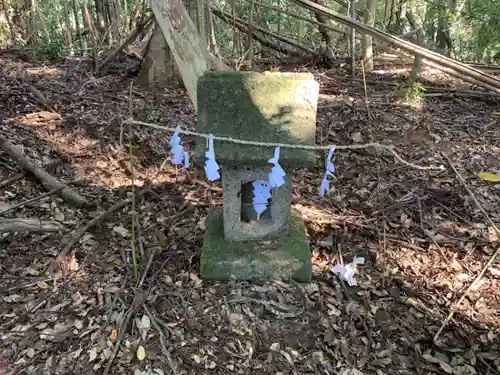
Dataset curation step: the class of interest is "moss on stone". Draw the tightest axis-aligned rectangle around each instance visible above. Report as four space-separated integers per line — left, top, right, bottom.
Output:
194 71 318 169
200 207 312 282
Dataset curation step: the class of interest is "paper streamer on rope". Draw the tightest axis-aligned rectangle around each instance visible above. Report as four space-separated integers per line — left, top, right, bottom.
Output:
331 261 358 286
267 146 286 188
319 146 336 197
204 134 220 181
169 126 190 168
252 180 272 220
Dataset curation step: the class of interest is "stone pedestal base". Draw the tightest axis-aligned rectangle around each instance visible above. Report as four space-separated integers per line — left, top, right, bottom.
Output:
200 208 312 282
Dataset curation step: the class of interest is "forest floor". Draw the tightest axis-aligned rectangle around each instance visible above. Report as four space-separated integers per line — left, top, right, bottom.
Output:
0 52 499 375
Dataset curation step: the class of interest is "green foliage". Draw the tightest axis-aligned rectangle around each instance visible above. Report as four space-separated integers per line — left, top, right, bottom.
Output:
395 82 426 102
40 39 64 60
4 0 500 65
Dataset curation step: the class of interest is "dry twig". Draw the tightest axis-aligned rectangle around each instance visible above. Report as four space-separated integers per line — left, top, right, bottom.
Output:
434 153 500 342
0 186 64 215
0 134 89 208
143 305 178 375
0 172 26 188
102 293 146 375
0 217 67 232
47 189 149 274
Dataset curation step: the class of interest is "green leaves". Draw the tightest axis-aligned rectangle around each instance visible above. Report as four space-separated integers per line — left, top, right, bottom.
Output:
478 171 500 183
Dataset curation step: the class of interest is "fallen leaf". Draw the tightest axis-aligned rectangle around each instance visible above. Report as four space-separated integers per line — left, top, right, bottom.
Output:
422 353 439 363
439 361 454 374
352 132 363 143
450 259 462 273
24 267 40 276
88 347 98 362
53 208 65 221
153 369 165 375
136 345 146 361
141 315 151 330
26 348 35 358
109 328 117 342
112 225 129 237
478 172 500 183
72 348 83 359
138 314 151 340
270 343 280 351
3 294 22 303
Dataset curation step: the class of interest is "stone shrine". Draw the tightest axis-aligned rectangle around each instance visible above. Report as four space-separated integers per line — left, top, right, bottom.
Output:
194 71 319 282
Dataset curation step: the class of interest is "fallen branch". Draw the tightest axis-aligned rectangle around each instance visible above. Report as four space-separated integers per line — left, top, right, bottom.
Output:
102 293 146 375
322 73 500 98
25 84 56 112
249 0 355 38
97 14 154 73
143 305 179 375
211 6 318 56
333 258 374 347
0 217 66 233
47 189 149 274
434 153 500 342
0 134 89 208
0 172 26 188
0 186 64 215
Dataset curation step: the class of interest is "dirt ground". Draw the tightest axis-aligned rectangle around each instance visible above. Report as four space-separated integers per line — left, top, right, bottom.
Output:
0 52 499 375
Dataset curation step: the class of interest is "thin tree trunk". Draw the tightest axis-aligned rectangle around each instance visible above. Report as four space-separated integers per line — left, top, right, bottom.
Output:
149 0 223 109
94 0 106 39
406 11 422 83
383 0 391 27
207 6 219 56
123 0 129 32
350 0 356 75
1 0 16 43
310 0 332 47
362 0 376 71
62 0 73 54
72 0 84 51
246 0 255 69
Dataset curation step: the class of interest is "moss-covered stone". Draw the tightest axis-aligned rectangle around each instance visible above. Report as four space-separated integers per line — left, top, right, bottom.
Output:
195 71 319 169
200 207 312 282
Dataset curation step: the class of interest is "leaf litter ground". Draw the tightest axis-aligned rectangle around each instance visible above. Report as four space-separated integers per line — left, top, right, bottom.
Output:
0 53 499 375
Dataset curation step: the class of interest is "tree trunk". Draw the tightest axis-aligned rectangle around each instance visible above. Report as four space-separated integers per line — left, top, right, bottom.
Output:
310 0 332 47
246 0 256 69
140 0 205 90
72 0 84 51
207 7 219 56
139 20 183 89
362 0 376 71
147 0 223 110
436 0 451 55
1 0 16 44
394 0 406 34
406 11 422 83
349 0 356 75
62 0 73 54
383 0 392 27
94 0 106 39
